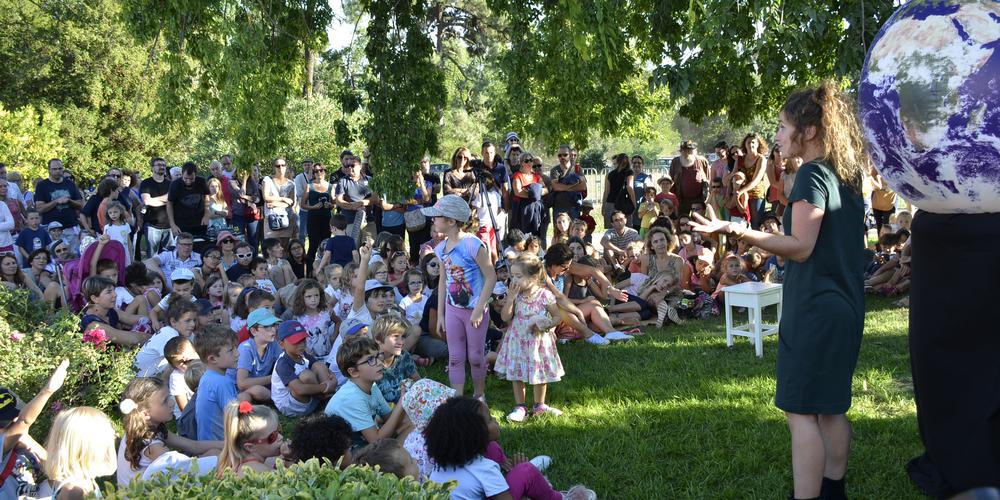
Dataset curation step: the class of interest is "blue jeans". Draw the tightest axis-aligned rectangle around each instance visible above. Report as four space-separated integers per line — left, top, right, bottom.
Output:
231 216 262 255
145 224 173 258
748 198 766 230
297 209 308 243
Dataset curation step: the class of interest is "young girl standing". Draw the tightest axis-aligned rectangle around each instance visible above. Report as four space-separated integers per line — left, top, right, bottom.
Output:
103 201 133 264
215 401 283 477
290 278 334 358
495 254 565 422
116 377 220 486
422 195 496 400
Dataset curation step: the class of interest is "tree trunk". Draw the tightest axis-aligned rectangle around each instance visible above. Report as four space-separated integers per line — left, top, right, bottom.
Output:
303 45 314 98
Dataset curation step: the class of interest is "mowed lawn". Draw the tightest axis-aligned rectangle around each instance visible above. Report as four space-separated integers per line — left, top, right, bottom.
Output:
414 296 922 499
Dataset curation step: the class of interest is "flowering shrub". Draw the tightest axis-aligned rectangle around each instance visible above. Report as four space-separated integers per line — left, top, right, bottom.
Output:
104 458 453 499
0 288 137 437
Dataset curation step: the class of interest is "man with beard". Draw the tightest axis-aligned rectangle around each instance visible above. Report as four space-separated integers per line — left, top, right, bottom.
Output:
669 141 710 216
167 162 211 240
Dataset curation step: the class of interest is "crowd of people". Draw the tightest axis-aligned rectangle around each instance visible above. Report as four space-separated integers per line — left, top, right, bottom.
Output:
0 104 907 498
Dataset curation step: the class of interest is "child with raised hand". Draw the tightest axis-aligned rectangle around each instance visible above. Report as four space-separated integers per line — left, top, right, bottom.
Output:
135 299 200 377
163 336 199 419
116 377 220 486
373 315 421 404
271 320 337 417
425 396 595 500
289 278 335 358
232 308 282 403
36 406 117 499
495 254 566 422
215 401 283 477
0 359 68 498
422 194 497 400
324 335 410 449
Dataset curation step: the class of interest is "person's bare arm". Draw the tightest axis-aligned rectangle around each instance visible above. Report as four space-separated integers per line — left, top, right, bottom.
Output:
739 158 769 195
3 360 68 454
236 368 271 391
691 201 823 263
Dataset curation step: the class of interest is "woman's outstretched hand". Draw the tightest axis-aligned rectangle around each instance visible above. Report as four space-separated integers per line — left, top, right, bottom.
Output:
689 211 736 236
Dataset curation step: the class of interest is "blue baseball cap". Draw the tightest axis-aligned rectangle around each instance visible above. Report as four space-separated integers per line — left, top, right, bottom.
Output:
247 307 280 328
277 320 308 344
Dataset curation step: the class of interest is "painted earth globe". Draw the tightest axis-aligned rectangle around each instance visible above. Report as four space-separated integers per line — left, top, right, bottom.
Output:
858 0 1000 213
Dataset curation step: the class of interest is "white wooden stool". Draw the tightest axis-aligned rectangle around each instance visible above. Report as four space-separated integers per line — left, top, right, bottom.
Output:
722 282 783 358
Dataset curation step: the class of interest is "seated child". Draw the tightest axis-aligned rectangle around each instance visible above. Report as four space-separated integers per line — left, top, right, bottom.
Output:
501 229 526 261
215 401 283 477
194 324 246 441
324 335 410 449
116 377 219 486
135 299 200 377
711 254 750 301
0 360 68 498
316 213 357 269
231 308 282 403
164 336 199 419
79 276 149 346
327 321 370 386
36 407 117 499
151 268 197 331
397 269 428 326
426 396 594 500
271 320 337 417
250 257 277 295
233 289 276 343
400 378 455 481
352 438 420 480
177 361 206 440
373 316 421 404
284 414 354 468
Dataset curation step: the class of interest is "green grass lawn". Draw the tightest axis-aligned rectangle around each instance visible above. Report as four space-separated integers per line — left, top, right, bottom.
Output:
413 296 921 499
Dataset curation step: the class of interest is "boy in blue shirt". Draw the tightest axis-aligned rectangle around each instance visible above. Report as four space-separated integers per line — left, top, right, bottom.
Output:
230 308 282 402
16 211 50 263
324 336 409 448
194 323 247 440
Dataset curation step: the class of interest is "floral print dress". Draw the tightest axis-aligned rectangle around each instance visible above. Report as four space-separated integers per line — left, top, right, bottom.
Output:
494 287 565 384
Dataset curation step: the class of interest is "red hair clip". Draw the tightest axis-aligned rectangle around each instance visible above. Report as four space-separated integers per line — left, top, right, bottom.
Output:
238 401 253 415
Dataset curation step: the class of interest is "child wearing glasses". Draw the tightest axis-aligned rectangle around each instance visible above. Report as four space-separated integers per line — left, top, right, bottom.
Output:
398 269 428 325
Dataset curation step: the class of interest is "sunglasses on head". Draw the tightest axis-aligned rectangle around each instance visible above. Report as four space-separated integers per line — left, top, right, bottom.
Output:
248 429 280 445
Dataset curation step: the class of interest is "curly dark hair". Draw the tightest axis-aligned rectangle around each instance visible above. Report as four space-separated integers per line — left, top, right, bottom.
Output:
423 397 489 468
287 414 353 466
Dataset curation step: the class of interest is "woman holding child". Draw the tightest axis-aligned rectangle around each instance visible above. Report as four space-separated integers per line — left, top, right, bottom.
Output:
691 82 865 500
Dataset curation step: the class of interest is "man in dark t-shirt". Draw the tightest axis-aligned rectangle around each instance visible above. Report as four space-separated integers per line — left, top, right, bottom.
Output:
34 158 84 255
140 157 174 256
167 162 210 239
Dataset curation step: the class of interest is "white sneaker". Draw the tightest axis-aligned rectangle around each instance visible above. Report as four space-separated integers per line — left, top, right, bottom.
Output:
585 334 610 345
562 485 597 500
603 331 634 341
529 455 552 473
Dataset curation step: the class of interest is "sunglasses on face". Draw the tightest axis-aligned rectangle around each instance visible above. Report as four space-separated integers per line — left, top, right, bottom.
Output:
248 429 281 445
237 253 252 259
222 239 235 244
427 262 439 268
314 168 326 173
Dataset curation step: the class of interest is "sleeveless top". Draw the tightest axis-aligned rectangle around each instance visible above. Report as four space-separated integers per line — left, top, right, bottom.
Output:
307 183 334 216
639 253 682 295
739 155 768 199
264 176 296 217
568 279 590 300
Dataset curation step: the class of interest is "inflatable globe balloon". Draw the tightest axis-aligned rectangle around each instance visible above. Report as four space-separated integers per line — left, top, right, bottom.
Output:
858 0 1000 213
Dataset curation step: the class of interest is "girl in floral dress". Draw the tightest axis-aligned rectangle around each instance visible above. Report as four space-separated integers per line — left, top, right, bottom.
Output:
495 254 566 422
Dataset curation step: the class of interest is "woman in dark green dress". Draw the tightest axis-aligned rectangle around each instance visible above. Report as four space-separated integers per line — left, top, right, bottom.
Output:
691 82 866 500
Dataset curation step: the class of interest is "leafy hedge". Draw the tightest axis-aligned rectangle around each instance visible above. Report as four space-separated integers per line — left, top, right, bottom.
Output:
0 288 137 436
104 459 453 499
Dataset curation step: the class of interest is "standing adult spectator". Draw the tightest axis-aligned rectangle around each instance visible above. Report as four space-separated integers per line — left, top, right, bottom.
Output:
471 141 508 238
0 177 24 236
549 145 587 221
301 163 334 274
601 153 637 229
166 162 211 241
231 163 264 253
293 158 314 243
407 166 436 263
0 163 24 204
711 142 730 189
510 152 546 239
630 155 654 227
733 133 770 229
670 141 711 216
419 156 441 204
691 82 866 500
870 172 896 236
34 159 84 256
334 157 373 244
262 157 297 246
0 182 19 254
443 147 478 203
140 157 173 256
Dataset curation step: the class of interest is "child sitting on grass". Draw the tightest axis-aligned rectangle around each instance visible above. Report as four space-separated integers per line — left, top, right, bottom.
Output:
164 336 199 419
36 407 117 499
135 298 200 377
116 377 220 486
215 401 283 477
271 320 337 417
324 336 410 449
425 396 595 500
79 276 148 346
352 438 420 480
373 316 421 404
232 308 282 403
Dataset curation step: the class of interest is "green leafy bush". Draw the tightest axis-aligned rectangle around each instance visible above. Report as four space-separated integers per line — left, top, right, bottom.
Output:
0 288 137 437
103 459 453 499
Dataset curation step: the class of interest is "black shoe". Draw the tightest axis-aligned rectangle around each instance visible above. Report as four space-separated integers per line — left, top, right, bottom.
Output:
820 477 846 500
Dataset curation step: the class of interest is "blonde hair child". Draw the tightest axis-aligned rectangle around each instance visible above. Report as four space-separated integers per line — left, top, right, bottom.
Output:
216 401 283 477
41 407 116 498
117 377 220 486
495 254 566 421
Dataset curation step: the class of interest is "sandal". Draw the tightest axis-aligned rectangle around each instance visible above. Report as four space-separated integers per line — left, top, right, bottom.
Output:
413 355 435 367
624 327 644 336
